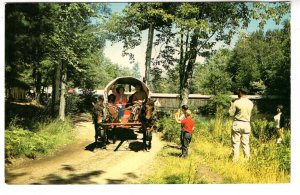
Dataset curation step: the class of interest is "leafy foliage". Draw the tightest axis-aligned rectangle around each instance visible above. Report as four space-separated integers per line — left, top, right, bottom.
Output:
5 2 134 119
5 118 74 159
228 21 290 98
193 49 233 95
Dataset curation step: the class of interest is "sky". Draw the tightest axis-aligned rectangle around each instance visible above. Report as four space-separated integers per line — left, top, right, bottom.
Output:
104 2 291 78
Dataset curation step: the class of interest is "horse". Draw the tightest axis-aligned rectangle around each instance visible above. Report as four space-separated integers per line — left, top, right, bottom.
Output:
139 99 157 151
91 97 108 148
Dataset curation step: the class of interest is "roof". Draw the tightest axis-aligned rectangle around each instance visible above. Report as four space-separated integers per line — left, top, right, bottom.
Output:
150 93 211 99
150 93 279 100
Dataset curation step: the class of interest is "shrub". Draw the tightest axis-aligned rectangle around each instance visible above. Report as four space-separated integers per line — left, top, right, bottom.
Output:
5 118 74 159
200 94 232 115
66 93 82 114
157 116 181 143
251 119 277 143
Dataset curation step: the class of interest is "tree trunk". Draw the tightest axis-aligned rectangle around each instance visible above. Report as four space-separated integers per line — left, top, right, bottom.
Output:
51 63 62 117
179 30 185 96
34 69 42 104
59 69 67 121
144 23 154 86
179 30 198 106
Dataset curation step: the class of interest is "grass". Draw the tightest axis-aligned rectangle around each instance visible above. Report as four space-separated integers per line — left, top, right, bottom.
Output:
5 102 75 162
5 117 75 160
140 111 290 184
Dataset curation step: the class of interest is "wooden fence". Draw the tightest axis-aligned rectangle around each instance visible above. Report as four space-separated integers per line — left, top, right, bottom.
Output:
149 93 282 112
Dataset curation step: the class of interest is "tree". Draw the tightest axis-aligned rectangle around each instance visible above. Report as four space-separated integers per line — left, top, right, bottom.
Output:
167 2 289 105
45 3 111 120
5 3 112 120
228 19 290 98
227 31 266 91
5 3 49 102
106 2 177 85
193 49 233 95
132 63 141 80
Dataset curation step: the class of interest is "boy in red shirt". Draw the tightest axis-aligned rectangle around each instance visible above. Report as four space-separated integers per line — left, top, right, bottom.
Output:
175 109 195 158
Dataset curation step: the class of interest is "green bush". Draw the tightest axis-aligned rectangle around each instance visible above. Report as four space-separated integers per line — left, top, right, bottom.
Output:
251 119 277 143
156 115 181 143
5 118 74 159
66 93 82 114
78 90 96 113
200 94 232 115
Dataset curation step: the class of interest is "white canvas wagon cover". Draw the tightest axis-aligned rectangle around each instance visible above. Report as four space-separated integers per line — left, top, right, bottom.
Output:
103 76 150 103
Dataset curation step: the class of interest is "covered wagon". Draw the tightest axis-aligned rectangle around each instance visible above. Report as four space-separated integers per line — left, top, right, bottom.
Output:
92 76 156 151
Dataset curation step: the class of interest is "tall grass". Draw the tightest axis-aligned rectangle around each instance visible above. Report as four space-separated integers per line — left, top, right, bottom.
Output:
142 110 290 184
5 117 75 160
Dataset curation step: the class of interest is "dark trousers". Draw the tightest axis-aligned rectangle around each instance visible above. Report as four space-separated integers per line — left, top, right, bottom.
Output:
180 129 184 147
182 131 192 158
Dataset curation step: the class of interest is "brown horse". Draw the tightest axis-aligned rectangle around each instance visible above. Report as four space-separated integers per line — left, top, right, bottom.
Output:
92 97 108 148
139 99 157 151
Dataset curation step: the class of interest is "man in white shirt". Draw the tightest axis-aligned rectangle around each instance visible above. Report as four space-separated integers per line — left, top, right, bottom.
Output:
229 87 254 162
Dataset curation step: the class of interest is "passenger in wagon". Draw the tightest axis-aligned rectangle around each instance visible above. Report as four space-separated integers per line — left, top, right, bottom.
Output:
126 83 147 122
112 84 128 120
107 94 119 122
112 84 128 106
132 83 147 103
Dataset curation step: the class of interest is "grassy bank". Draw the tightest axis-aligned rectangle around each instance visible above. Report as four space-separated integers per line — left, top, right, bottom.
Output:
5 102 75 162
140 112 290 184
5 118 75 161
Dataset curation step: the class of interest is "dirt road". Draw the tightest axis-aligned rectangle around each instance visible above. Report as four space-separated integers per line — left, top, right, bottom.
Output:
5 116 164 184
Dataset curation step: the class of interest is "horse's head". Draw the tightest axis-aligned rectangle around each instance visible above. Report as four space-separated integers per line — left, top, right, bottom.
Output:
144 99 155 120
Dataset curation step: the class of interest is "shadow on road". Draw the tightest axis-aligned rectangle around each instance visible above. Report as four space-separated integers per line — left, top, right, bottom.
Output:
40 170 105 184
106 178 125 184
61 164 76 172
113 127 139 140
105 172 139 184
5 171 28 184
85 127 145 152
85 142 104 152
128 141 146 152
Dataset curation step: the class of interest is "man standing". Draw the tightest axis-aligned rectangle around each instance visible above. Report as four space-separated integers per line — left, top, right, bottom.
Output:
229 87 254 162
